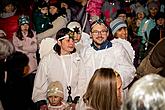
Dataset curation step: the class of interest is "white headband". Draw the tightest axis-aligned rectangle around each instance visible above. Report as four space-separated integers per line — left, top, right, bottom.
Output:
57 35 69 41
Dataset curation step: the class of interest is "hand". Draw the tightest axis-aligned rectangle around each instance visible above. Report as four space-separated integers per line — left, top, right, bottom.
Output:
71 103 76 110
40 104 48 110
18 46 23 50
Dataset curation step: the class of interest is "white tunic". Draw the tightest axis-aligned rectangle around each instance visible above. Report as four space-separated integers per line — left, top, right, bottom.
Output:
80 42 136 90
32 51 86 103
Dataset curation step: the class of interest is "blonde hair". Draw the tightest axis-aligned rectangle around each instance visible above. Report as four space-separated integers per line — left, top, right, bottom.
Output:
123 74 165 110
0 38 15 60
83 68 121 110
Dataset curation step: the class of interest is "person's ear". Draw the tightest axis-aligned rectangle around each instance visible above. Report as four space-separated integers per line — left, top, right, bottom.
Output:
23 65 30 76
90 31 93 39
57 40 62 46
106 30 109 37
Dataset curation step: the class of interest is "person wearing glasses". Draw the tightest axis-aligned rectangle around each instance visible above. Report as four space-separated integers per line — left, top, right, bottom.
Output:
77 19 135 109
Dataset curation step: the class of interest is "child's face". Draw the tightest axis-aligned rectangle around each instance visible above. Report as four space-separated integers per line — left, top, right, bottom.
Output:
115 27 128 40
48 96 63 106
41 7 48 14
156 18 165 26
4 4 15 13
74 32 81 43
49 6 58 15
20 24 29 32
137 12 145 20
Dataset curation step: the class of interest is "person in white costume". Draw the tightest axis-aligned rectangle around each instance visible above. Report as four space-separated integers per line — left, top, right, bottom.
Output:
77 19 135 109
67 21 92 53
32 28 85 110
110 18 135 63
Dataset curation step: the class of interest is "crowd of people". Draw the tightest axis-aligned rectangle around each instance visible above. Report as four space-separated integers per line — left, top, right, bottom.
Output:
0 0 165 110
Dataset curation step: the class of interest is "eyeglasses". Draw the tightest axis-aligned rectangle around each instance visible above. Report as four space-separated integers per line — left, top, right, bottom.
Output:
92 30 108 36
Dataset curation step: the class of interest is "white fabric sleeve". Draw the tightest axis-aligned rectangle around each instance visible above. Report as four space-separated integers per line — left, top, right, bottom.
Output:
32 58 49 102
113 44 136 89
77 58 87 97
76 58 87 110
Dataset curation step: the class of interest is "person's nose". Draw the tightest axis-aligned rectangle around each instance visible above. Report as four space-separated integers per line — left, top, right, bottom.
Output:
69 39 75 45
98 31 102 36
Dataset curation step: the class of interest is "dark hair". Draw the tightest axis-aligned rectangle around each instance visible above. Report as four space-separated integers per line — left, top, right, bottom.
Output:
6 51 29 79
2 0 17 11
116 9 127 18
38 1 48 9
49 1 67 21
16 27 34 40
155 12 165 21
54 28 76 55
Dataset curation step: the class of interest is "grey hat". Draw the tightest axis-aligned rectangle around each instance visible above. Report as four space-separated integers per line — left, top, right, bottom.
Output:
110 18 127 36
136 6 147 15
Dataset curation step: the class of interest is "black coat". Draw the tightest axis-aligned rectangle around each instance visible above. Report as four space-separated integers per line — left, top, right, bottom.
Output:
2 73 35 110
148 26 165 50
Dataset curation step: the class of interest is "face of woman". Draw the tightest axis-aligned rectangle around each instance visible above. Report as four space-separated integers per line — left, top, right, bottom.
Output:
115 27 128 40
137 12 145 20
49 6 58 15
58 37 75 55
149 7 158 17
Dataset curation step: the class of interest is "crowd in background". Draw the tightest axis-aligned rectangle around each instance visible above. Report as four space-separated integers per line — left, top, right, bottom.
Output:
0 0 165 110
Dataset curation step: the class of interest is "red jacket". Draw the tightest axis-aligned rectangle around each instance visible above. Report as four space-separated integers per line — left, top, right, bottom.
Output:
0 16 18 41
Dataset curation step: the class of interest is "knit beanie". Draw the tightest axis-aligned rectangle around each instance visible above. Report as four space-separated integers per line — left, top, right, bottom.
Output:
136 6 146 15
148 1 159 10
47 81 64 98
18 15 30 25
110 18 127 36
